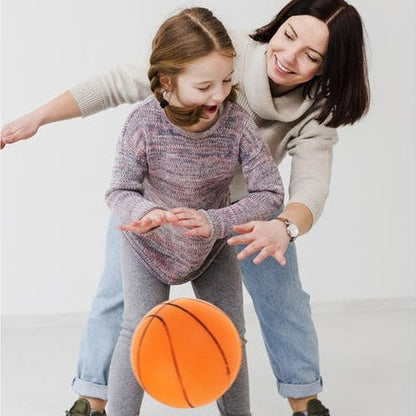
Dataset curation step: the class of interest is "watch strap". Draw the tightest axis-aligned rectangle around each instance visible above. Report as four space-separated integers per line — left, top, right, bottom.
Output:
274 217 289 226
274 217 296 241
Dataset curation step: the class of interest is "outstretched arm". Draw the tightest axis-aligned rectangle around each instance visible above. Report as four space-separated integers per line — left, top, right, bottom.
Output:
1 91 80 149
228 113 337 265
70 64 150 117
1 63 150 150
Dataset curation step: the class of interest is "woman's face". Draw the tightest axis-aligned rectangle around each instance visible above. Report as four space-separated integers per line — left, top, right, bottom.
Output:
266 15 329 94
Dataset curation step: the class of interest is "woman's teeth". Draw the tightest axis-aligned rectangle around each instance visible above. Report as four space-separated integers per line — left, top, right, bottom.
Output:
276 59 292 73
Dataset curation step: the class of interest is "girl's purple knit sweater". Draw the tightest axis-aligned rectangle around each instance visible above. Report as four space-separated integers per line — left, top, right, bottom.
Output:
105 96 284 284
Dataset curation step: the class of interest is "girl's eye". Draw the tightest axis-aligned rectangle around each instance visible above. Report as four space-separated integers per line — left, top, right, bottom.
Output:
197 86 210 91
223 79 232 84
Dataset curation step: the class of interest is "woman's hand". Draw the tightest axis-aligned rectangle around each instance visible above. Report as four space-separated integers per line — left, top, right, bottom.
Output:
1 113 42 149
1 91 81 150
169 207 212 238
227 220 290 266
119 209 178 234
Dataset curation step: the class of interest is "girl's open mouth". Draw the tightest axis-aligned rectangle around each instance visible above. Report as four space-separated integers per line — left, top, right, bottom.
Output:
205 105 218 114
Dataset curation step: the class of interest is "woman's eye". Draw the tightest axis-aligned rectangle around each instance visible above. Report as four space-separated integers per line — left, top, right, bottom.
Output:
197 86 210 91
306 54 319 63
284 30 294 40
223 79 232 84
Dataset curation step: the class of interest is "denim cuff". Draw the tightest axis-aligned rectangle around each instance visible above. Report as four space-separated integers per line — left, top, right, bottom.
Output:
72 377 108 401
277 377 323 398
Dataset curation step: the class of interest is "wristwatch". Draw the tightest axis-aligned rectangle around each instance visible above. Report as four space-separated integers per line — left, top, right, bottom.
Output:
274 217 299 242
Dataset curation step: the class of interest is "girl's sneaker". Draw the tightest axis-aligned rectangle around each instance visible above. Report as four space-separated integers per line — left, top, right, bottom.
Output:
65 398 106 416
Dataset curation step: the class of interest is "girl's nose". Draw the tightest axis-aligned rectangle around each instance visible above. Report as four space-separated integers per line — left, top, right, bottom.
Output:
211 85 228 102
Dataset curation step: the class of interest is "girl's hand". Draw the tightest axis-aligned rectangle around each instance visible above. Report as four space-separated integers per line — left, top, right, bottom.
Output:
1 113 42 149
169 207 212 238
227 220 289 266
119 209 178 234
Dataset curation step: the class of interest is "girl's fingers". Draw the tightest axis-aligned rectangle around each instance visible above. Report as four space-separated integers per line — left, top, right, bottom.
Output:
119 225 137 232
163 211 179 222
183 226 211 238
169 207 192 216
174 219 200 228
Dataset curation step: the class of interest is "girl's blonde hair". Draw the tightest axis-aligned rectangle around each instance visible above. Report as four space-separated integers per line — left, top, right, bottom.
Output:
148 7 237 127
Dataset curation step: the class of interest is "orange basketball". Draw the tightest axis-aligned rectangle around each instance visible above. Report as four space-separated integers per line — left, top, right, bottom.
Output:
130 297 242 408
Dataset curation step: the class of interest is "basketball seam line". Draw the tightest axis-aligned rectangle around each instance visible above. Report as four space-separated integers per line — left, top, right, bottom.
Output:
138 313 195 408
165 301 233 377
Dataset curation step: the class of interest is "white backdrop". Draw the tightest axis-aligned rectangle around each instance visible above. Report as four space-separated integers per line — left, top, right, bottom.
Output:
1 0 415 316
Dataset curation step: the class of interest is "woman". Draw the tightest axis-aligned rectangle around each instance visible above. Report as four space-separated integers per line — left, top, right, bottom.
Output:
1 1 369 415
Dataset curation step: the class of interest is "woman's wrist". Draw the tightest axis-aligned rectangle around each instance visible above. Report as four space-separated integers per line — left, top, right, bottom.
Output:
277 202 313 236
274 217 299 241
31 106 50 128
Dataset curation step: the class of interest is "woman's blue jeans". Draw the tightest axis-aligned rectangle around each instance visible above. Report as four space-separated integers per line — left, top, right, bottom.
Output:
72 214 322 400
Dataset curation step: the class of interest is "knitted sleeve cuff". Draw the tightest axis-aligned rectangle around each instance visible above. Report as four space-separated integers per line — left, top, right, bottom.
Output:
68 81 105 118
287 192 326 225
200 210 230 240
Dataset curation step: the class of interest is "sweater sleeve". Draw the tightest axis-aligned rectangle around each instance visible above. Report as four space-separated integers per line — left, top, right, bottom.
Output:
69 63 151 117
105 110 159 223
204 117 285 239
286 113 339 223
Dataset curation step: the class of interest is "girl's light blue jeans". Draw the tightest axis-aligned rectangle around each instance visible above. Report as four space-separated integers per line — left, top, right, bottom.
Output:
72 213 323 400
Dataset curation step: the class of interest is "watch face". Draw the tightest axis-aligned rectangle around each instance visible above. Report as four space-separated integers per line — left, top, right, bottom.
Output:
287 223 299 238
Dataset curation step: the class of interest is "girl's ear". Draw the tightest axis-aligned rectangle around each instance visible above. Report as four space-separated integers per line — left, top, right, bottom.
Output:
159 74 172 90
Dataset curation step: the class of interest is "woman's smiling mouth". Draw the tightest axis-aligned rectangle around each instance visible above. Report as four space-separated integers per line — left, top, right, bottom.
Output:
274 56 295 75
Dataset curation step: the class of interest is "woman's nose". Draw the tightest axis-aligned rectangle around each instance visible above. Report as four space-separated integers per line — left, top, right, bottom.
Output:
282 50 298 66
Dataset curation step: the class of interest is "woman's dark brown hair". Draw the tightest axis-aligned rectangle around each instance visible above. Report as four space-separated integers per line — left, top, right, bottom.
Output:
251 0 370 127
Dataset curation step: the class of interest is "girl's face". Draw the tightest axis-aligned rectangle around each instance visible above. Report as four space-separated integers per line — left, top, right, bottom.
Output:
169 51 234 129
266 15 329 95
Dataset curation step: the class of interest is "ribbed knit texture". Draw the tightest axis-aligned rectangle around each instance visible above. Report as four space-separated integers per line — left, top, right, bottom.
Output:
105 97 284 284
70 32 338 223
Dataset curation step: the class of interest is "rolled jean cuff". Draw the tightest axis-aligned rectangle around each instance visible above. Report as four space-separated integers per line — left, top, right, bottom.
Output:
72 377 108 401
278 377 323 398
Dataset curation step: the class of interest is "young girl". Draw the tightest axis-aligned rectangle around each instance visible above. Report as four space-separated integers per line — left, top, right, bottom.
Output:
104 7 283 416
